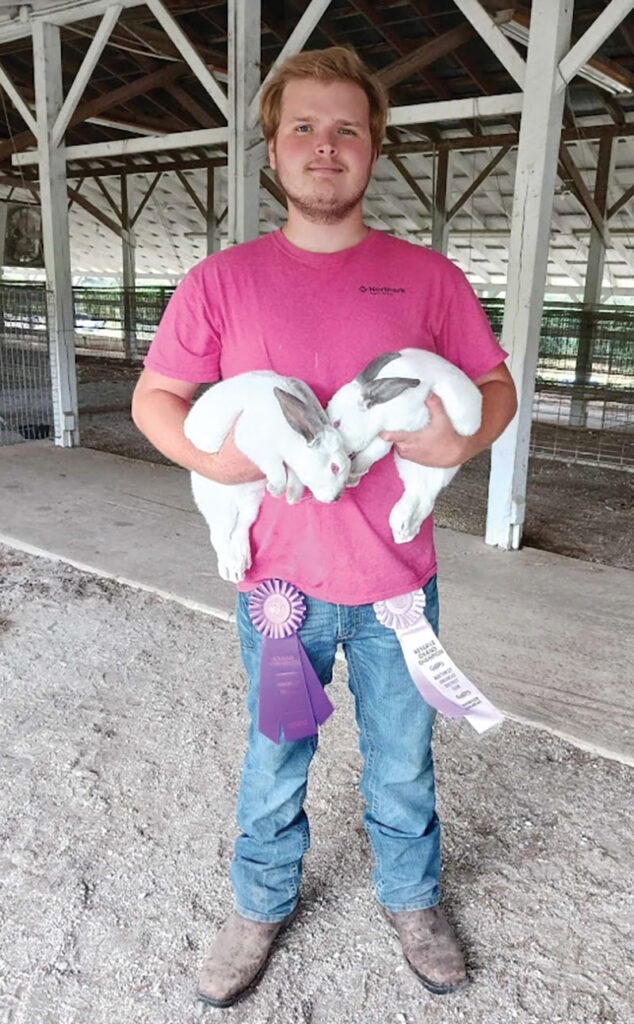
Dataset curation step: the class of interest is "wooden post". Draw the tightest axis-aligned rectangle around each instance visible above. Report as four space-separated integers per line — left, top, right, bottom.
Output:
33 20 79 447
120 173 137 359
432 148 452 255
227 0 262 245
206 166 220 255
485 0 574 549
570 136 614 426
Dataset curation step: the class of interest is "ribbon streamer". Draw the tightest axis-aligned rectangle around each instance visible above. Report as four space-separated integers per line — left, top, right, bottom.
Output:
249 579 334 743
374 590 503 735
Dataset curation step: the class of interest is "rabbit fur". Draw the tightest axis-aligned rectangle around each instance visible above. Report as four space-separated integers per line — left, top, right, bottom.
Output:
326 349 482 544
184 371 350 582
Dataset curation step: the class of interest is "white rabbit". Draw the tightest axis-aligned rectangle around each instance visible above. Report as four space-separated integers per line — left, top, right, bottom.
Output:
326 349 482 544
184 371 350 582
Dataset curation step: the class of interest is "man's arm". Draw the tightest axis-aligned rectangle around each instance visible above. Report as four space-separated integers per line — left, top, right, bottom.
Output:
131 368 264 484
380 361 517 469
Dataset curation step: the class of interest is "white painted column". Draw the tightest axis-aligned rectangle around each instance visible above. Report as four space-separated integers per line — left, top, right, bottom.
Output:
227 0 262 245
485 0 574 550
33 20 79 447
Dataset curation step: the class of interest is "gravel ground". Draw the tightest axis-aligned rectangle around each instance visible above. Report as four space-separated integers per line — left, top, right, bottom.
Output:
1 545 632 1024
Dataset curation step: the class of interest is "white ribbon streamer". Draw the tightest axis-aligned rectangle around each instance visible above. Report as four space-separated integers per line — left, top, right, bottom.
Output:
374 590 504 735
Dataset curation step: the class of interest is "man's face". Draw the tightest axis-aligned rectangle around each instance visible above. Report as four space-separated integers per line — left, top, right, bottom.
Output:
268 77 377 225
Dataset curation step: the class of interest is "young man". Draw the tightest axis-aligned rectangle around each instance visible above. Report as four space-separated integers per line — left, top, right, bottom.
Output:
132 47 517 1008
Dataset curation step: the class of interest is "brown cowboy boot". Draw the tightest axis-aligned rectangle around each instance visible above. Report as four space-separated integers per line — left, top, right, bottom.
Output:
381 905 468 995
196 906 298 1009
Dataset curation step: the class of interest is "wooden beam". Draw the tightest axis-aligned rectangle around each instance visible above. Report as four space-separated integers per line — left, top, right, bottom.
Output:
170 84 218 128
175 168 206 217
249 0 334 125
14 125 229 165
559 0 634 85
260 169 287 211
93 174 121 220
65 156 226 179
608 178 634 220
432 148 451 254
387 149 432 213
558 144 611 247
447 146 510 221
378 23 476 89
452 0 526 88
0 61 188 162
51 3 123 147
130 171 162 226
145 0 228 118
382 120 634 156
67 184 129 240
389 92 523 128
0 61 37 133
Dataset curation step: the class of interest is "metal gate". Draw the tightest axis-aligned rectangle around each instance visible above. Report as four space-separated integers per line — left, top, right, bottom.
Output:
483 300 634 471
0 283 53 447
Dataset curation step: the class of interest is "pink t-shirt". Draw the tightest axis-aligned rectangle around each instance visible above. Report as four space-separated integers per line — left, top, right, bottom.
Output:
145 229 506 605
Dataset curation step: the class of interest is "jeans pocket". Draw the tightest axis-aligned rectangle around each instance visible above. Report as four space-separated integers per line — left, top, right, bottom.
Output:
236 592 258 650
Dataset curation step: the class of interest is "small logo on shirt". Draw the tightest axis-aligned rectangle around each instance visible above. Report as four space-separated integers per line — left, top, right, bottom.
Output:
359 284 406 295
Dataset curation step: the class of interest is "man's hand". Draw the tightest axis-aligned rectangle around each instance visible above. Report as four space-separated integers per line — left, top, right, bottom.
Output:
379 363 517 469
380 393 472 468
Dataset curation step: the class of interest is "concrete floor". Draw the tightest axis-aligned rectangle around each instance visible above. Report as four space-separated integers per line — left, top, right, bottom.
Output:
1 439 632 765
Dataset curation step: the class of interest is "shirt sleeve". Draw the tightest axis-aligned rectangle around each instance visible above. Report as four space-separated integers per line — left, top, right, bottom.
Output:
144 261 221 383
434 264 508 380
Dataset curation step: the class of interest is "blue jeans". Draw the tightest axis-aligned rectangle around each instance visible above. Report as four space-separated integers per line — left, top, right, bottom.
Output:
231 576 441 922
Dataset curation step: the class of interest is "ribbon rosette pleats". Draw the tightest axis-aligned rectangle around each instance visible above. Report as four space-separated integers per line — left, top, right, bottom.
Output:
249 580 334 744
374 590 503 735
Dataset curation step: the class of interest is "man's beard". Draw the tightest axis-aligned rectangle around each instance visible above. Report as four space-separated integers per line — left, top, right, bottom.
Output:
275 164 372 225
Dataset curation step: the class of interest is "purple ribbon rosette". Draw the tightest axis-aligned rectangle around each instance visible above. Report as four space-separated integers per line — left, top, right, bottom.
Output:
249 579 334 744
374 589 503 735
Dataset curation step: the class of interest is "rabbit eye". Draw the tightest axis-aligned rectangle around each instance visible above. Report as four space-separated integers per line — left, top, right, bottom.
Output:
331 462 341 476
333 419 341 428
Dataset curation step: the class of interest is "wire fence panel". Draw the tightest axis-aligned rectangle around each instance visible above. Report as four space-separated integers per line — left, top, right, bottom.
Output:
73 287 175 358
0 283 52 447
482 300 634 471
1 285 633 468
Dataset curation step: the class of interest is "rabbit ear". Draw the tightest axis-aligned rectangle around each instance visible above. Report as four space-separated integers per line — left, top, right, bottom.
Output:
361 377 420 409
356 351 402 385
274 386 324 444
291 380 329 423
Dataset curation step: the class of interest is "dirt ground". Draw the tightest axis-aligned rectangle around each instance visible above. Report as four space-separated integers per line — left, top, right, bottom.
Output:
76 358 634 572
0 544 632 1024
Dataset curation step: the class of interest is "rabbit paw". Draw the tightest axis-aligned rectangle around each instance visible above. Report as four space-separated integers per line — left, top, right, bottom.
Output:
217 541 252 583
266 477 287 498
285 470 305 505
389 498 432 544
